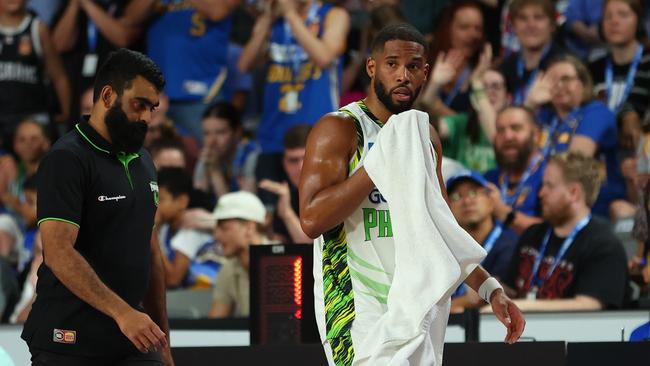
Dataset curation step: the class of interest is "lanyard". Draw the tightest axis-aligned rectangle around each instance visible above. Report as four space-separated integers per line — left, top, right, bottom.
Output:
605 45 644 114
482 223 503 255
499 153 542 207
283 2 320 80
529 215 591 289
87 21 97 52
541 107 581 158
443 66 470 106
514 43 552 105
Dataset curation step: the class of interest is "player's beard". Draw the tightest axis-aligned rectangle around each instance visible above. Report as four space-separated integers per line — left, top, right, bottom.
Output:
374 77 421 115
105 101 148 154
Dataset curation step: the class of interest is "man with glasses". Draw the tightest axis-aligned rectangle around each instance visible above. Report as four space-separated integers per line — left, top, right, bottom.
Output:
447 172 519 310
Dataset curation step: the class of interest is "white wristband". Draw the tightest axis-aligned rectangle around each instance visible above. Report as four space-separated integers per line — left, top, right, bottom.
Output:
478 277 503 304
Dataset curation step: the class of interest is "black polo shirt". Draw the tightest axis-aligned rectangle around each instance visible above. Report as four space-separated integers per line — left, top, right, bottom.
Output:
22 120 158 357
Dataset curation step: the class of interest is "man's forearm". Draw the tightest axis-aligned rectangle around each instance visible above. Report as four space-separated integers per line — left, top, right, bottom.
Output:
46 246 131 321
144 237 170 339
464 265 491 293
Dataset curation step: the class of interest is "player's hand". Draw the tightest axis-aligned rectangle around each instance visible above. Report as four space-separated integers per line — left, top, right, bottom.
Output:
490 289 525 344
116 309 168 354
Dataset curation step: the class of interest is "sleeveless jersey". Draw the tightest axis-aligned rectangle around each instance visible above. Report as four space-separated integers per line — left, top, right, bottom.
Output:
257 1 341 153
313 101 396 366
0 14 47 115
147 0 231 101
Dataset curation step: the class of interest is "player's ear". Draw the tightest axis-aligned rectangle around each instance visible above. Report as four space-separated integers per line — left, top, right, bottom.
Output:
366 57 376 79
100 85 118 109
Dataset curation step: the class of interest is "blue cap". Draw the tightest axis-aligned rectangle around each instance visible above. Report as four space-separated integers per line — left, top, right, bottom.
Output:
446 171 489 193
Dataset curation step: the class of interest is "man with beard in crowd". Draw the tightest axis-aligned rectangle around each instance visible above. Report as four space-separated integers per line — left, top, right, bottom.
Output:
485 106 544 235
299 24 525 366
21 49 174 365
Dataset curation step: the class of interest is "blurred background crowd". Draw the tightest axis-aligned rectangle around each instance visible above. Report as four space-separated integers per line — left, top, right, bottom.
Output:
1 0 650 324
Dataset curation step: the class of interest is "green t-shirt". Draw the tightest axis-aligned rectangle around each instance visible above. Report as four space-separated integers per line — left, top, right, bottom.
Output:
441 113 496 173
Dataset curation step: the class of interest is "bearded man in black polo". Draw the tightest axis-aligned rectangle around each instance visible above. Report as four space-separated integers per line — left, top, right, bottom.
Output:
22 49 173 366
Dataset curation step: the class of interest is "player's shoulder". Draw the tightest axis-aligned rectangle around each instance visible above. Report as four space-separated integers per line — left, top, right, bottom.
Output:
313 111 359 134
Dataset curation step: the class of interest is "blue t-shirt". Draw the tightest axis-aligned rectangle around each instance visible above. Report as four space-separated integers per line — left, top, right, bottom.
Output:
258 2 341 153
485 159 545 218
147 1 231 101
537 101 625 217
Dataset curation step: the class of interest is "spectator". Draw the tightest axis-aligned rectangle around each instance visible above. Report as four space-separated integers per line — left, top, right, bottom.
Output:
259 124 312 244
0 214 26 276
116 0 240 142
238 0 349 207
208 191 274 318
420 0 486 116
525 54 629 219
149 137 187 170
193 102 259 199
53 0 139 131
485 106 544 234
447 171 519 310
9 231 41 324
500 0 565 106
502 152 628 311
156 167 213 288
563 0 603 58
0 120 50 217
590 0 650 151
429 48 506 172
0 0 71 151
0 252 19 323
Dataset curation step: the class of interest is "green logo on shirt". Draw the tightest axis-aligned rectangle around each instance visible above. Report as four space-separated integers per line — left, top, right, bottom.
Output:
150 181 159 206
363 208 393 241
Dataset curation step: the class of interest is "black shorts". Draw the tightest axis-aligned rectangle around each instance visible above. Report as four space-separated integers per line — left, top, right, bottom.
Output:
30 348 164 366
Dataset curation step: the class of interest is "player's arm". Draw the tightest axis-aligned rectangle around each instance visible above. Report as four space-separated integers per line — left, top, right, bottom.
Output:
299 113 375 238
41 221 167 353
143 233 174 365
283 5 350 68
430 126 525 343
190 0 240 22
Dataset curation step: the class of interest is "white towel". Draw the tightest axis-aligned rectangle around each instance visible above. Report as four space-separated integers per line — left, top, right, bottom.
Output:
358 109 486 365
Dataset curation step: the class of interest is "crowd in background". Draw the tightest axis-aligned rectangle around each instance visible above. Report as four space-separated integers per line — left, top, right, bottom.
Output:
1 0 650 322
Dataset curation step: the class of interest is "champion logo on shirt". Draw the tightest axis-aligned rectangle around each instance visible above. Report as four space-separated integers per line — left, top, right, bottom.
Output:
98 195 126 202
53 329 76 344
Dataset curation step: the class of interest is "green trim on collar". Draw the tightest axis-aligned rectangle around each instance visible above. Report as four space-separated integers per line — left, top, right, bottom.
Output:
356 100 385 127
117 152 140 189
75 124 110 154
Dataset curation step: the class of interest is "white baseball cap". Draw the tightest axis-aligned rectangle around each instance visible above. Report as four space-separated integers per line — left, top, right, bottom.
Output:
212 191 266 224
